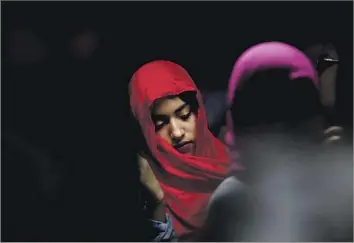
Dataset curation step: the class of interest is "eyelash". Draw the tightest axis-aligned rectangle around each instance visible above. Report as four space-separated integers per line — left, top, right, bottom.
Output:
155 119 167 131
180 112 192 121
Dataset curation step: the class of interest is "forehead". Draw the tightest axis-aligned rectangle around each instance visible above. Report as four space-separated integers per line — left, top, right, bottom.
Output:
151 96 186 115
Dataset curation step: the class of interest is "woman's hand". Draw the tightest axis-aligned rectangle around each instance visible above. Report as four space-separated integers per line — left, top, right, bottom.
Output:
138 154 164 203
138 154 166 223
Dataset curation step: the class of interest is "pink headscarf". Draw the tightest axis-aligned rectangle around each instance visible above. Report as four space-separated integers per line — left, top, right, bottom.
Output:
225 41 318 146
227 41 318 107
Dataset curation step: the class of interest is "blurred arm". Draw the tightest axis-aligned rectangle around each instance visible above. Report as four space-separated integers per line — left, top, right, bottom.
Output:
303 42 339 109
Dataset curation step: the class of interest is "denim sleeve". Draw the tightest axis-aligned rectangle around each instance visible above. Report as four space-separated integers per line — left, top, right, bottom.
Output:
149 214 178 242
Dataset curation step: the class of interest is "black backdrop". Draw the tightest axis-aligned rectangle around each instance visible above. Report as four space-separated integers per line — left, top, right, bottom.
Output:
2 2 353 241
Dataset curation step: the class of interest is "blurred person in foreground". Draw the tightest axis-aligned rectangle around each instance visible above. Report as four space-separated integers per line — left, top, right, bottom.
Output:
199 42 353 241
205 42 344 142
129 60 229 241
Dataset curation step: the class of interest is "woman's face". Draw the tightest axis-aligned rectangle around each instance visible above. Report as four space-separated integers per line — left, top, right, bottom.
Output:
151 96 197 155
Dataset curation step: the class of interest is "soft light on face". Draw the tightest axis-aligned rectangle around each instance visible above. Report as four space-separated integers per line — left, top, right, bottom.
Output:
151 96 197 155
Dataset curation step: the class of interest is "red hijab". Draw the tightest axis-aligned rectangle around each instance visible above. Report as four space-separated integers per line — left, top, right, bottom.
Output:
129 60 228 236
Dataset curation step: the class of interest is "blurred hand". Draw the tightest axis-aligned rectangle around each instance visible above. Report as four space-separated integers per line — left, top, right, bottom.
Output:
324 126 343 144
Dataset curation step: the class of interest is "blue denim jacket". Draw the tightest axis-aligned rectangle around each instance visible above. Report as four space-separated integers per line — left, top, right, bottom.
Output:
150 214 177 242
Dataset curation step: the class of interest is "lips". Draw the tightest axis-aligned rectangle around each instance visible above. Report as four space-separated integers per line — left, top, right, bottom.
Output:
174 141 194 154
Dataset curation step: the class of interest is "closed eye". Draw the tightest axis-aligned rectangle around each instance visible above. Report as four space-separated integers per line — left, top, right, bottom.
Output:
180 111 192 121
154 122 165 131
152 115 169 131
176 104 192 121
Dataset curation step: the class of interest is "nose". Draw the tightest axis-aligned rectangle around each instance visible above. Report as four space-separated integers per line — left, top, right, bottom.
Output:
170 119 185 142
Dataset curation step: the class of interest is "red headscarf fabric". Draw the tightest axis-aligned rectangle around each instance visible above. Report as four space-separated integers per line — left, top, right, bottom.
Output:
129 60 229 236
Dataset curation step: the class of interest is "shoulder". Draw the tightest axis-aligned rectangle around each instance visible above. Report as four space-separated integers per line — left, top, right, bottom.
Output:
207 176 250 220
209 176 247 208
200 176 249 241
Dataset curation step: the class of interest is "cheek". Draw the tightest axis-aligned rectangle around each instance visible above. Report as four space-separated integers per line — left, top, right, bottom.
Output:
186 115 197 138
156 128 172 145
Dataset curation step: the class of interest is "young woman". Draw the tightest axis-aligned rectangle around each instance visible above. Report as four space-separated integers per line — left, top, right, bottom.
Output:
129 60 229 240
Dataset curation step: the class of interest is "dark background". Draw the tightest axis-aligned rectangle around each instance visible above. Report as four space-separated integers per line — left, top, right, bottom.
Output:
1 2 352 241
